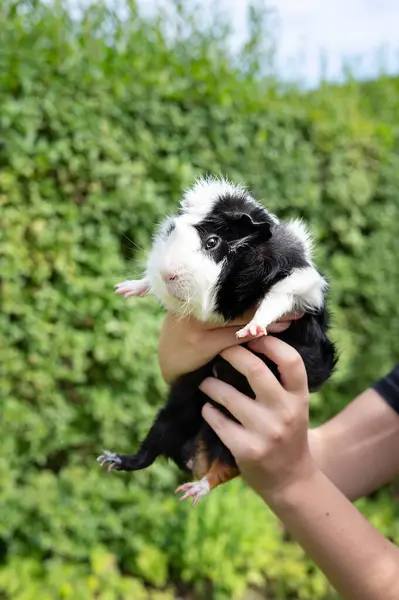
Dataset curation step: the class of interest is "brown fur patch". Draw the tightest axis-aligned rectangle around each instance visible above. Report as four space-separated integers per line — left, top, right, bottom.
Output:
205 459 239 491
191 438 211 479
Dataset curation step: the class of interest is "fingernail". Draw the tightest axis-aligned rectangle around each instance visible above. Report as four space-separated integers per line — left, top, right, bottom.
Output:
202 403 218 420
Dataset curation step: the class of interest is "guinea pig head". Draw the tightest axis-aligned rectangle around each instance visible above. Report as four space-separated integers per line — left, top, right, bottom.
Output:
145 177 275 321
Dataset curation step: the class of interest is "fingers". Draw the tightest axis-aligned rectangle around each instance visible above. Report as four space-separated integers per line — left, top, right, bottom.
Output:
218 346 282 401
276 312 305 322
201 403 254 456
199 377 268 430
220 338 308 397
247 337 308 394
266 311 304 333
267 321 291 333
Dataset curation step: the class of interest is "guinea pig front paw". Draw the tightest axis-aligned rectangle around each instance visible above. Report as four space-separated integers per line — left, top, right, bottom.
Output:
175 478 211 508
114 279 150 299
236 322 268 339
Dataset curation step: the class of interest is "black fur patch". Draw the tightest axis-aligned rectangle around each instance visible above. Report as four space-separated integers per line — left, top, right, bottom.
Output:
216 223 309 320
193 193 308 321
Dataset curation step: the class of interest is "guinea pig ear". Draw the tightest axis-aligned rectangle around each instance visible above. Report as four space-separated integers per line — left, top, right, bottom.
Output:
225 211 272 239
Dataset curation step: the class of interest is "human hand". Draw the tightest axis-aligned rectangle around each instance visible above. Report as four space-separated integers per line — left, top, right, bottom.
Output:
199 337 317 501
158 311 303 384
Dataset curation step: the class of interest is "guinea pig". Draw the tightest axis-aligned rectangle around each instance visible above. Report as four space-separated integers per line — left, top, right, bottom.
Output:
97 176 337 506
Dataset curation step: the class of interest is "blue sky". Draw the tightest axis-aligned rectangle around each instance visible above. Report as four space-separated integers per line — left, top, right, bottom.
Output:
142 0 399 86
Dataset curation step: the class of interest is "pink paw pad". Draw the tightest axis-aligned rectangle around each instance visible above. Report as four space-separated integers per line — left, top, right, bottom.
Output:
236 323 267 339
175 479 210 508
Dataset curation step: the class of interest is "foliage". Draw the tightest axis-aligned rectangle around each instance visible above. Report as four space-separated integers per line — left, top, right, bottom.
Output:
1 0 399 598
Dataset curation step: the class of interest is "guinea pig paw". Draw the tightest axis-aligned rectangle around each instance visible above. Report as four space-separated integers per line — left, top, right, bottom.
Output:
96 450 122 472
175 478 211 508
236 322 267 339
114 279 149 299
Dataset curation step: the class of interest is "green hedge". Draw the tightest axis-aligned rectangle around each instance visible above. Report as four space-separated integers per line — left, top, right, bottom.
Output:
1 1 399 598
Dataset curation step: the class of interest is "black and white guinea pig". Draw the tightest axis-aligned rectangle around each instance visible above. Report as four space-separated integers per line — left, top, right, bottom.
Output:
97 176 337 506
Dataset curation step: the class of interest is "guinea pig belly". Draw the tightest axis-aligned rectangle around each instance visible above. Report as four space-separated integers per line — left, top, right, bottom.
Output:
175 425 240 507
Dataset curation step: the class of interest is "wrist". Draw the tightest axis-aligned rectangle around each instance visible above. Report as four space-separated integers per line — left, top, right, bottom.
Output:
259 456 320 508
264 464 324 514
308 426 328 472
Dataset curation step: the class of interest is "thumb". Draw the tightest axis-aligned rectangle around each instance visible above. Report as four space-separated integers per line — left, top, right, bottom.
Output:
206 326 257 354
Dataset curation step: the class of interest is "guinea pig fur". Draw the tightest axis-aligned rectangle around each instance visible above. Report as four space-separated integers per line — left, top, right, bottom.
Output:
97 176 337 506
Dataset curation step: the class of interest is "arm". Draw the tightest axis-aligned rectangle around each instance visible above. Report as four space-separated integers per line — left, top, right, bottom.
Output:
309 387 399 501
200 340 399 600
158 314 399 501
268 468 399 600
157 311 300 384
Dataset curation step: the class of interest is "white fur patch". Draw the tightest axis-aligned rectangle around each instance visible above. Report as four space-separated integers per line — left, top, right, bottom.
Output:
146 217 224 321
245 266 326 333
286 218 314 264
180 175 253 224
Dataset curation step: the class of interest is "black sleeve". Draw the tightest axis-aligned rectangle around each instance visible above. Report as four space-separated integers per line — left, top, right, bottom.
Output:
372 364 399 414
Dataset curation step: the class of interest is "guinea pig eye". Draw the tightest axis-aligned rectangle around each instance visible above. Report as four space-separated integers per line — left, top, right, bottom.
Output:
205 236 220 250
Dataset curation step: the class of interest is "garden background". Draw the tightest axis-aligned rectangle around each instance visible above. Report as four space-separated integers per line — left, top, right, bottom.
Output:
1 1 399 598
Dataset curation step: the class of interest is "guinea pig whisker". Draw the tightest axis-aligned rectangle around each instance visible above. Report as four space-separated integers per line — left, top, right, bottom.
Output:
178 298 193 322
176 289 196 322
121 233 146 253
229 236 253 253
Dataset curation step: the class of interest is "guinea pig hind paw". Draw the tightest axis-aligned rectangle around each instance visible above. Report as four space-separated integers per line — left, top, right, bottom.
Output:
96 450 122 472
175 478 211 508
236 323 267 339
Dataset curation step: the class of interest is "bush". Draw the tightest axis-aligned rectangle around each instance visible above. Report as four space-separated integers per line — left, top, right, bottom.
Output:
1 1 399 598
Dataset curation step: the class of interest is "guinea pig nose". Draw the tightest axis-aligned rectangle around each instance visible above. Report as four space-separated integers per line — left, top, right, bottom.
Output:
162 272 179 283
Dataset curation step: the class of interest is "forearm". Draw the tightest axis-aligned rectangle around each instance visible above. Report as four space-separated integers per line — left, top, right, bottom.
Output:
201 341 399 598
267 468 399 600
309 389 399 501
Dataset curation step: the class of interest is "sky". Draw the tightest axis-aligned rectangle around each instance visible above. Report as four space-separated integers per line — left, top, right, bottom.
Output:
141 0 399 87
